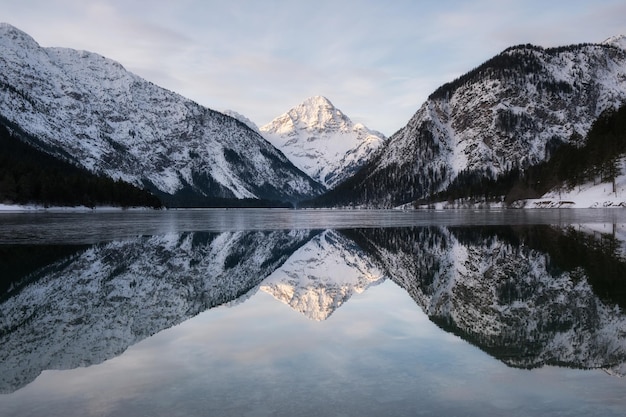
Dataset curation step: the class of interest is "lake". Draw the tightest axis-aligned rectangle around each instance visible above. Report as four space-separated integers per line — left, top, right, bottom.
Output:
1 208 626 416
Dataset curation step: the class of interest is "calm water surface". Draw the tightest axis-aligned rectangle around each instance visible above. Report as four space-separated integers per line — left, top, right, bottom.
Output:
1 209 626 416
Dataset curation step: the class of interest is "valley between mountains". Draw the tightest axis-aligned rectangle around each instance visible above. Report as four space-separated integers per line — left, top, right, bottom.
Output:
1 22 626 209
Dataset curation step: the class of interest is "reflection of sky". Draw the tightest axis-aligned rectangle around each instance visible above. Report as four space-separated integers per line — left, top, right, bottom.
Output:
3 281 626 417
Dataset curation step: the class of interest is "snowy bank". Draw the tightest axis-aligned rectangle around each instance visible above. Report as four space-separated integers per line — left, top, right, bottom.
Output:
414 172 626 209
514 173 626 209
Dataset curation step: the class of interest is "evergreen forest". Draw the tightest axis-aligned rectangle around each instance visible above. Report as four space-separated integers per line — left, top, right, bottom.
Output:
420 102 626 206
0 122 163 208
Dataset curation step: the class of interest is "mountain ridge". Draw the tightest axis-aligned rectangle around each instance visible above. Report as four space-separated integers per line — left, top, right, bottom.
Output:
0 23 324 206
309 39 626 207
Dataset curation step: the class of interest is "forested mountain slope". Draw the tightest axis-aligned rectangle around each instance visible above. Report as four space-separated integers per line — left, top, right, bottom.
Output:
309 37 626 207
0 23 323 207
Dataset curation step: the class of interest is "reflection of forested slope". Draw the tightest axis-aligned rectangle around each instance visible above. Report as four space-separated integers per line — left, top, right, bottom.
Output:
511 225 626 309
0 230 317 393
0 244 89 296
449 225 626 309
343 226 626 374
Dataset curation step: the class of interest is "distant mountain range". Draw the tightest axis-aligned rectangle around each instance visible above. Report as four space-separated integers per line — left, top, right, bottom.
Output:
1 22 626 208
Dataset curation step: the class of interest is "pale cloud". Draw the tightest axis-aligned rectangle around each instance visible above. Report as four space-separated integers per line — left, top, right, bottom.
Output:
2 0 625 136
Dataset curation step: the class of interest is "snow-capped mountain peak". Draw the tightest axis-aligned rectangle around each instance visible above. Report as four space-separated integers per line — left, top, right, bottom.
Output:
260 96 386 188
603 34 626 50
289 95 350 132
261 96 350 135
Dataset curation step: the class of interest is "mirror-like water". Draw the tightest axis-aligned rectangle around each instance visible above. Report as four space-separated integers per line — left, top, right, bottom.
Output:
1 209 626 416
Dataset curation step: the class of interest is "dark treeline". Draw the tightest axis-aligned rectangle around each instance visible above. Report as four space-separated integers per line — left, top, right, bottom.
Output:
424 103 626 205
511 102 626 199
420 168 521 205
0 122 163 208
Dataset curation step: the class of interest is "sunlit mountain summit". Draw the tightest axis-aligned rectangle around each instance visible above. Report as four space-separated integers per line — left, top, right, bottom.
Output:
260 96 386 189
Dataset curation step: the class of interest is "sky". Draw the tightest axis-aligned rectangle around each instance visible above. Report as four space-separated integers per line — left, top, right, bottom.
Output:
2 0 626 136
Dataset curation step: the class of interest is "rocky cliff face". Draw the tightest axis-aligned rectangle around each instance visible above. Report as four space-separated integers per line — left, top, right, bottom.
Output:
323 38 626 207
0 23 324 205
260 96 385 189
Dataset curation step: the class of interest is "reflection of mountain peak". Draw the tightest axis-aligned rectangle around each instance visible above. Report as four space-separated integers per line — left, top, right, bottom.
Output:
260 230 384 321
3 222 626 397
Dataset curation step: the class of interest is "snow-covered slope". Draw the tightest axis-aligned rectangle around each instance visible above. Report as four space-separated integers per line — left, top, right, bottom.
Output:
260 229 384 320
326 38 626 207
604 34 626 50
260 96 386 189
0 230 315 393
222 109 261 134
352 226 626 375
0 23 324 204
515 156 626 208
